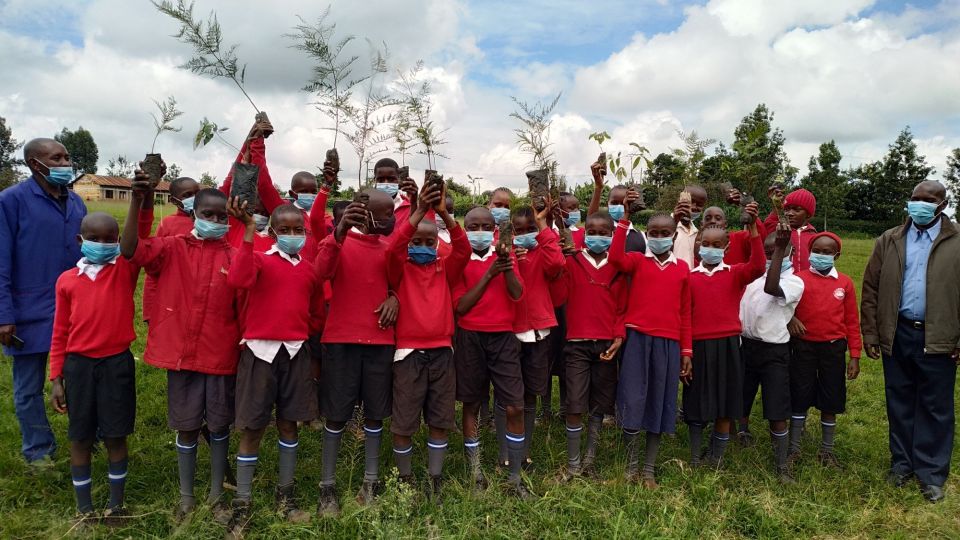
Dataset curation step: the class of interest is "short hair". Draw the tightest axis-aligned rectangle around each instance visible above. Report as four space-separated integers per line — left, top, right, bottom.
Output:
585 210 614 228
23 138 59 162
194 188 227 208
647 212 675 227
373 158 399 171
611 184 628 192
270 203 303 222
170 177 197 198
332 200 350 213
700 223 727 234
512 206 534 220
492 187 513 197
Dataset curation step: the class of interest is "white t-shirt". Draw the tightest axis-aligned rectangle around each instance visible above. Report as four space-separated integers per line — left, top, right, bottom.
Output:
739 269 804 344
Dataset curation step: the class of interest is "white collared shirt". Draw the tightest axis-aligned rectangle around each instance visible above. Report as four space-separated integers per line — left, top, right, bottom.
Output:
438 228 451 244
515 328 551 343
264 245 301 266
643 249 679 269
76 256 118 281
740 269 805 344
580 250 609 270
810 266 839 279
470 246 496 261
673 219 699 268
242 341 305 364
691 262 730 276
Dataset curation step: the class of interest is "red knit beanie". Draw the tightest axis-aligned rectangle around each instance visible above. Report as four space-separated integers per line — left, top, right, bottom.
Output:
785 188 816 217
808 231 842 252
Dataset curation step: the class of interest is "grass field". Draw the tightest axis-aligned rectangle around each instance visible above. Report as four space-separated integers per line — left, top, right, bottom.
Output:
2 201 959 538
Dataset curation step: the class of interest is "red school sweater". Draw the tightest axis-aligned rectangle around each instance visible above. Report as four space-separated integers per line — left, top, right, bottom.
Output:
609 218 692 355
723 220 762 265
131 235 243 375
387 219 471 349
316 230 394 345
794 268 863 359
514 228 565 333
143 210 193 323
227 241 325 340
689 232 766 340
49 257 140 379
453 250 526 333
553 252 627 340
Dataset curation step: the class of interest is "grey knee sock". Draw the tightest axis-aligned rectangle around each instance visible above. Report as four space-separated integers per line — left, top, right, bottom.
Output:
623 429 641 477
506 431 525 484
771 428 789 469
495 403 508 463
464 438 482 477
235 454 257 502
107 458 128 509
427 438 447 478
821 420 836 453
583 415 602 467
208 431 230 502
523 405 536 459
711 431 730 460
176 436 198 505
278 438 298 489
789 414 806 454
71 464 94 513
688 423 704 462
566 423 583 470
393 444 413 477
643 432 661 478
363 425 383 483
321 425 343 487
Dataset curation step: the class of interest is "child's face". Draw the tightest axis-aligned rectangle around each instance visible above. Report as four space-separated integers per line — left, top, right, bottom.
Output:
410 222 438 248
77 215 120 245
584 217 613 237
269 211 306 238
288 174 318 197
686 187 707 215
171 180 200 205
512 215 537 236
374 166 399 184
702 207 726 228
465 209 495 232
784 204 809 229
810 236 840 257
646 216 676 239
699 228 729 249
560 196 579 213
488 191 511 209
608 187 626 206
194 197 228 225
366 191 396 234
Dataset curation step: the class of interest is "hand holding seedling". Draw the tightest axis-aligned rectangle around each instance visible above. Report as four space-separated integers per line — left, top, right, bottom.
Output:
335 202 368 243
591 160 606 187
534 194 552 230
320 160 338 190
227 196 253 226
131 168 155 201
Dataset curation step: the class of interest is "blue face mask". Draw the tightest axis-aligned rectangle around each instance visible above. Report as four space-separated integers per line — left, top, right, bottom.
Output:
253 214 269 232
275 234 306 255
39 163 75 186
699 246 725 265
564 211 581 227
490 207 511 223
296 193 316 211
194 217 228 240
584 235 612 254
467 231 494 251
647 236 673 255
906 200 940 226
376 183 399 197
408 245 438 265
808 253 835 273
691 211 702 221
179 196 195 214
81 240 120 264
765 259 793 273
513 231 539 249
608 205 625 222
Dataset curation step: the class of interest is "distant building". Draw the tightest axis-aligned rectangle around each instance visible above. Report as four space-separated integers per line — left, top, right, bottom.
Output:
73 174 172 203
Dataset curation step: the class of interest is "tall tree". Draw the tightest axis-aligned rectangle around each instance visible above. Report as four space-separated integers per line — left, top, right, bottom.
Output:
870 127 934 222
672 129 715 185
164 163 183 181
800 141 848 230
729 104 797 209
54 126 99 174
943 147 960 211
105 156 134 177
0 116 24 191
646 153 684 188
199 171 217 187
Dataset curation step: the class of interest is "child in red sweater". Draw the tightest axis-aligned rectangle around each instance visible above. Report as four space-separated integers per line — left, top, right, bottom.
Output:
223 201 326 534
142 176 198 324
386 182 469 501
453 207 528 497
554 211 627 480
510 203 564 470
701 205 757 265
122 184 242 523
789 231 862 467
610 202 693 489
314 188 398 515
683 212 765 469
49 212 139 522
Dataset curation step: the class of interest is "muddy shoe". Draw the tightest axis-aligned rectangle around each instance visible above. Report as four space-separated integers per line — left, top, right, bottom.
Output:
786 450 801 468
736 430 755 448
211 498 233 526
817 449 843 469
356 480 381 506
101 506 130 527
174 498 196 524
641 474 659 490
556 466 581 483
508 481 537 501
427 476 444 505
776 466 796 485
224 499 250 540
473 470 489 492
276 486 310 523
73 510 98 530
316 485 340 518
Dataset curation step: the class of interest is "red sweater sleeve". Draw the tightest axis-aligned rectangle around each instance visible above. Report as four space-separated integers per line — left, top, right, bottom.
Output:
445 224 471 287
138 207 154 238
609 219 637 273
310 188 331 243
226 241 261 290
49 276 70 380
129 236 169 275
613 272 628 340
536 228 565 280
308 275 326 335
735 231 767 286
843 277 863 359
387 218 416 289
315 235 342 281
221 137 285 214
762 211 779 237
679 276 692 355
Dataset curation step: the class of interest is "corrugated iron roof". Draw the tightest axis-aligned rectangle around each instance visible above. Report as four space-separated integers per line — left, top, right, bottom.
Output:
76 174 171 192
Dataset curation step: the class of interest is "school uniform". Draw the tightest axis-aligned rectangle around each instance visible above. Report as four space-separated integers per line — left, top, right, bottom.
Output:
130 231 243 434
50 255 140 441
315 229 395 423
673 220 698 269
142 210 193 323
762 213 818 272
609 218 691 434
227 241 325 430
724 224 760 265
683 235 766 424
792 267 861 415
740 268 805 421
386 219 470 436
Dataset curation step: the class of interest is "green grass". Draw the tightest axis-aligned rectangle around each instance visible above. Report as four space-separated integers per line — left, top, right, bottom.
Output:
2 206 960 538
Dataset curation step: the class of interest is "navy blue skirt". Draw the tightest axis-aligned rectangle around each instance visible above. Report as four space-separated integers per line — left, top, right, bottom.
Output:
616 329 681 434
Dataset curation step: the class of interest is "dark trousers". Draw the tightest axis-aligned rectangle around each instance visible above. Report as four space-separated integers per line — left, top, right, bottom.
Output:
883 321 957 487
12 352 56 461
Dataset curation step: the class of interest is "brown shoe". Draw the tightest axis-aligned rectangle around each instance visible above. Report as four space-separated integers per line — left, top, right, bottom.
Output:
641 474 659 490
276 486 310 523
100 506 130 527
817 449 842 469
316 485 340 518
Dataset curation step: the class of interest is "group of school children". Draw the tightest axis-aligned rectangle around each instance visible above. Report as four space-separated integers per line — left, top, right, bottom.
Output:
49 120 862 534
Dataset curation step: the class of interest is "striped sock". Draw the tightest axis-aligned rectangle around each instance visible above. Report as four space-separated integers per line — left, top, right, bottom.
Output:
107 458 128 509
566 423 583 470
176 436 198 505
789 414 806 454
235 454 258 502
321 425 344 488
711 432 730 460
363 425 383 483
393 444 414 477
278 438 298 489
505 431 525 484
821 421 836 453
71 464 94 513
208 431 230 502
771 428 789 468
427 438 447 478
464 437 482 477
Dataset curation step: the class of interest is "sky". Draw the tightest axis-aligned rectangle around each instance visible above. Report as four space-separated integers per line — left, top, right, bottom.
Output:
1 0 958 195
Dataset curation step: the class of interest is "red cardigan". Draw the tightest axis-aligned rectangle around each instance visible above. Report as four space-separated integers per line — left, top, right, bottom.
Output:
143 209 190 322
49 257 140 379
794 268 863 359
609 218 692 355
689 233 765 340
513 228 565 332
453 251 525 333
553 253 627 340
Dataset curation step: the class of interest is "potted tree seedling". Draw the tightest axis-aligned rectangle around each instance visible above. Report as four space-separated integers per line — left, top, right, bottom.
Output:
143 96 183 187
397 61 448 171
193 118 240 153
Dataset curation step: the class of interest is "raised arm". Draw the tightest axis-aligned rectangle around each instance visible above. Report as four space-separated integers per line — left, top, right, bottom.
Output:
225 197 260 290
763 223 791 298
121 170 153 259
586 160 605 216
609 218 637 273
534 198 565 280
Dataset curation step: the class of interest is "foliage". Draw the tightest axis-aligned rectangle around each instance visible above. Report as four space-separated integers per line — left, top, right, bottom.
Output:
163 163 182 182
0 116 23 174
105 155 135 177
341 41 394 187
397 61 447 170
199 171 217 187
0 168 22 191
848 127 934 222
671 129 716 185
945 147 960 211
54 126 98 174
588 131 611 150
149 96 184 153
728 104 797 212
800 140 849 229
646 152 684 188
193 118 238 152
510 92 560 173
445 178 472 197
153 0 260 112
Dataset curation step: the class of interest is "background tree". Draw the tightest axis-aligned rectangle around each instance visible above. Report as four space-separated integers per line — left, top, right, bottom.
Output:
729 104 797 211
646 153 684 188
445 178 472 197
672 129 715 185
199 171 217 187
800 140 849 229
870 127 934 222
942 147 960 211
164 163 183 181
54 126 98 174
341 42 394 187
105 156 135 177
0 116 24 190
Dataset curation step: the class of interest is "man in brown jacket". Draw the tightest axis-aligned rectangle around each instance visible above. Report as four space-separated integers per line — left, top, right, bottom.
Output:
861 180 960 503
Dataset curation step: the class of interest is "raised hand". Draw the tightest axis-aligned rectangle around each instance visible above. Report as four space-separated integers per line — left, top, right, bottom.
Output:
227 196 253 225
335 202 369 243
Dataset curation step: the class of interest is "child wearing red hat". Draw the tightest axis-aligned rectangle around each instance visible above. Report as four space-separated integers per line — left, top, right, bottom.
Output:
788 231 862 468
761 188 819 272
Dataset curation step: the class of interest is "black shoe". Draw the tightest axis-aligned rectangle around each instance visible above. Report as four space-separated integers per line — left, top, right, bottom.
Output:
225 499 251 539
210 498 232 526
921 484 945 503
473 470 489 491
356 480 381 506
736 430 755 448
508 481 536 500
276 486 310 523
174 498 196 524
316 485 340 518
100 506 129 527
427 476 443 504
886 470 913 487
817 449 843 469
776 466 796 485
